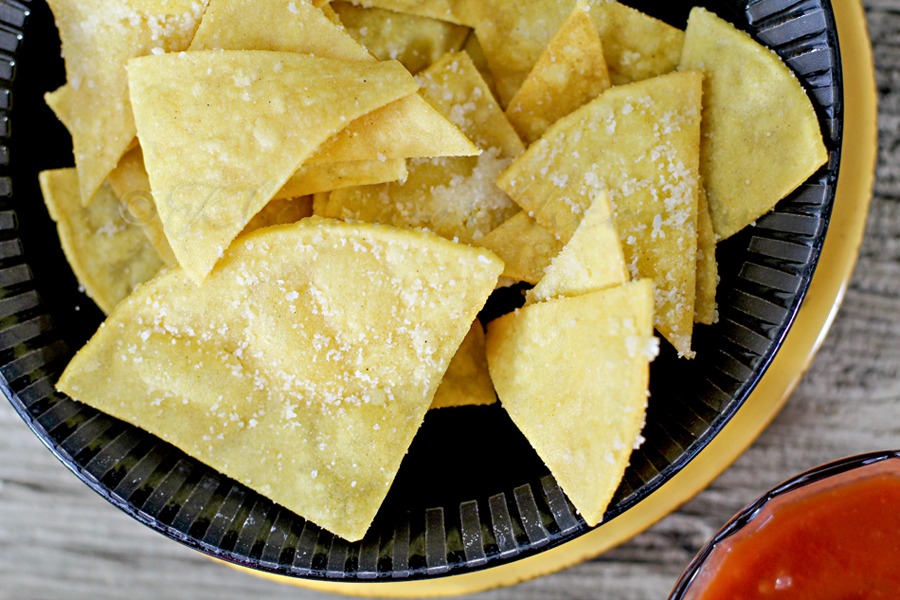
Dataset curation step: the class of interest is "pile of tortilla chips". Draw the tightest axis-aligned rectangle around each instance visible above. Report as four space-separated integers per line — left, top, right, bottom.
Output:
41 0 826 542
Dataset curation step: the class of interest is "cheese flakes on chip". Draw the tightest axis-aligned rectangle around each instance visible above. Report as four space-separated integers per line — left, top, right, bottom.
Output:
430 320 496 409
327 51 522 244
678 7 828 240
331 1 470 74
528 189 627 305
485 279 656 526
476 212 563 284
349 0 476 26
39 168 163 315
695 184 718 325
57 218 503 542
497 71 702 357
190 0 478 163
506 1 611 145
469 0 684 108
274 160 408 199
128 50 417 284
44 0 207 205
108 145 178 267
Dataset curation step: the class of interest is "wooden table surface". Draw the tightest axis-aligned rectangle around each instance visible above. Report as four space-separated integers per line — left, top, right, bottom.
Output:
2 2 897 599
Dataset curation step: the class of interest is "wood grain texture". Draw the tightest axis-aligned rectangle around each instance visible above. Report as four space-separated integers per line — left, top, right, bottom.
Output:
2 3 898 599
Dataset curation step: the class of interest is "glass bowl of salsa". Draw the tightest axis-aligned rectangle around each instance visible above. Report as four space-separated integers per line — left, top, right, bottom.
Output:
669 451 900 599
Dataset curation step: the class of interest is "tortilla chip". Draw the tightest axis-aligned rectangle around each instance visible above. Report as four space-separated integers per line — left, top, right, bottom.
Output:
348 0 476 26
189 0 478 163
497 72 702 357
274 160 407 199
327 52 522 244
39 168 163 314
44 0 206 205
678 7 828 239
57 219 502 542
128 50 417 283
590 1 684 86
242 197 314 235
107 145 179 267
430 320 496 409
694 184 718 324
528 189 627 304
312 192 331 217
469 0 684 107
476 211 563 284
462 32 500 103
506 1 611 145
485 279 656 526
331 1 470 74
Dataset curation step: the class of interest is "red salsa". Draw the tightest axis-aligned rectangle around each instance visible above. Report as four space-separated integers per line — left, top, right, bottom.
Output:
683 459 900 600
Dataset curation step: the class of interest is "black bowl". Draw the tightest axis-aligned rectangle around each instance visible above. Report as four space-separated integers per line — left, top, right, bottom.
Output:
668 451 900 599
1 0 842 583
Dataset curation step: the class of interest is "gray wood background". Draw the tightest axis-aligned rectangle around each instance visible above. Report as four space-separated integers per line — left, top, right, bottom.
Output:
1 2 897 598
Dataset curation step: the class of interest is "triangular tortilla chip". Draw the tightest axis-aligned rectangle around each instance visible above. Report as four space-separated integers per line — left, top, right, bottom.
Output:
476 212 563 284
485 279 656 526
528 189 627 304
39 168 163 314
462 32 500 103
57 218 503 541
497 72 702 357
506 1 611 145
275 160 408 199
189 0 478 163
695 183 718 324
44 0 207 205
128 50 417 283
678 7 828 239
430 320 496 409
349 0 476 26
331 1 470 74
107 145 178 267
327 52 523 244
242 197 314 235
469 0 684 107
589 1 684 86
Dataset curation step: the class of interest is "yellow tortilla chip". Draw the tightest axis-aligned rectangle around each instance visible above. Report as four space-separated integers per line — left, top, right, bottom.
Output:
485 279 656 526
39 168 163 314
590 1 684 86
469 0 684 107
189 0 478 163
107 145 178 267
476 211 563 284
274 160 407 199
678 7 828 239
506 1 611 145
528 189 627 304
44 0 206 205
462 32 500 103
242 197 314 235
430 321 496 409
695 184 718 325
349 0 476 26
497 72 702 357
327 52 522 244
58 219 502 542
331 1 470 74
312 192 331 217
128 50 417 284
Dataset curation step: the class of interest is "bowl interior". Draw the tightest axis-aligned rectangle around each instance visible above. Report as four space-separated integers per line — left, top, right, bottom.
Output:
1 0 842 582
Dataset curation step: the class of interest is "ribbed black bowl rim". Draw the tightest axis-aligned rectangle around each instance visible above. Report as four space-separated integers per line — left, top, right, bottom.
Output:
667 450 900 599
1 0 844 583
